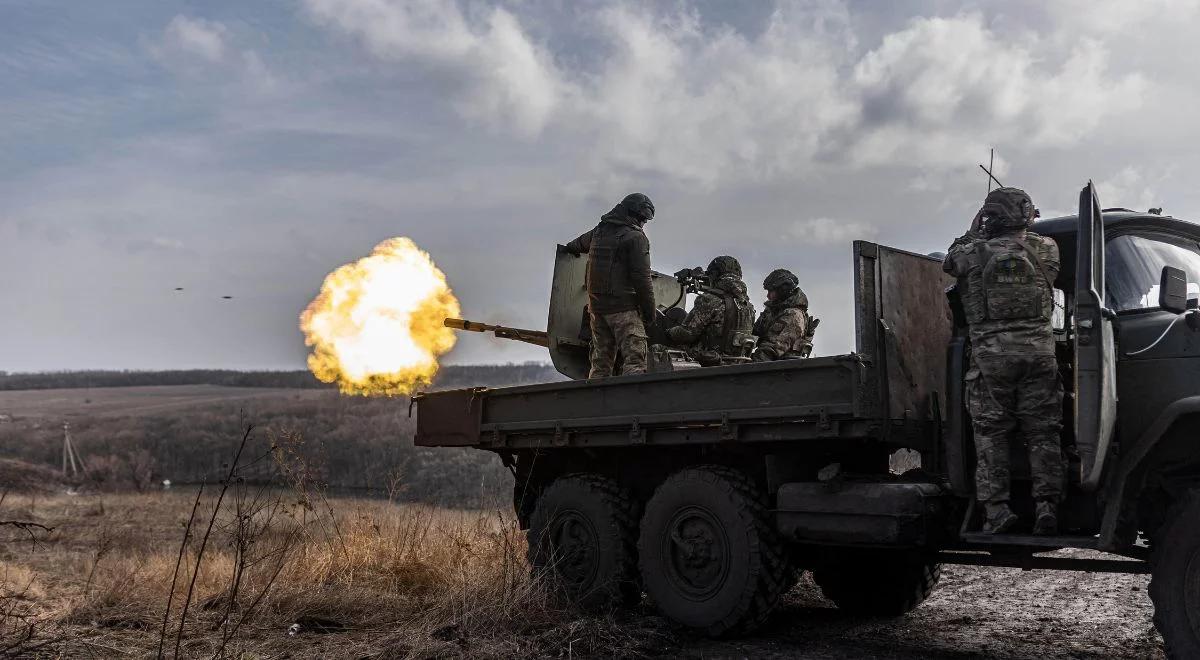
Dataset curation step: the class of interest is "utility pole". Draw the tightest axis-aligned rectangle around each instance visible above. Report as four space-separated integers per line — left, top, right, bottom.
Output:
62 421 84 477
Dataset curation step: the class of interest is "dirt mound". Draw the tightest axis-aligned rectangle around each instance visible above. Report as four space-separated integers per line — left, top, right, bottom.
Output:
0 458 66 493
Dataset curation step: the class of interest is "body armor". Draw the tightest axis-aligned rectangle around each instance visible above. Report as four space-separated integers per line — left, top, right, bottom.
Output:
961 236 1051 325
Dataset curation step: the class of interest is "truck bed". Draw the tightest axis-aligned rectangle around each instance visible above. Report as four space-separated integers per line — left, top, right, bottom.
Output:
416 354 880 449
415 241 954 454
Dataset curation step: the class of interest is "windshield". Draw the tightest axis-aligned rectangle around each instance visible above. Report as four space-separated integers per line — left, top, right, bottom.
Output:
1105 233 1200 311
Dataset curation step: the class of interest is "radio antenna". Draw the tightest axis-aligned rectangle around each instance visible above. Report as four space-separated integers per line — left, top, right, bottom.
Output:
979 148 1003 191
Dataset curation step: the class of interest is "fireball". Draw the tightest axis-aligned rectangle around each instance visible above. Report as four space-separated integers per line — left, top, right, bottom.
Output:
300 237 460 395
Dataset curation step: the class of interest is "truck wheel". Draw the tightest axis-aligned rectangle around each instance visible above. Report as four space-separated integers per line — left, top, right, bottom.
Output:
527 473 640 611
1150 490 1200 658
812 549 940 616
638 466 789 636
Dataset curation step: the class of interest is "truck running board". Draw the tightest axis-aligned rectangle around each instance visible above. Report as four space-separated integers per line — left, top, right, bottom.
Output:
937 550 1149 574
958 531 1099 549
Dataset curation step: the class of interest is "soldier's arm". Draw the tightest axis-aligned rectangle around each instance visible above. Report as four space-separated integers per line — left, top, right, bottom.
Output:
754 313 807 361
667 294 720 345
943 234 976 276
752 320 787 361
626 232 656 322
564 230 592 256
1040 235 1062 282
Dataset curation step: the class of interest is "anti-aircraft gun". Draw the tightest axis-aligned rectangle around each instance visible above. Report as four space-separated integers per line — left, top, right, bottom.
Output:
445 245 693 379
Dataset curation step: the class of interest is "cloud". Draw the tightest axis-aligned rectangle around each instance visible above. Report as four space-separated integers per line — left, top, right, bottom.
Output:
300 2 1146 187
159 16 228 63
1096 167 1164 212
847 14 1144 166
790 217 877 246
304 0 566 136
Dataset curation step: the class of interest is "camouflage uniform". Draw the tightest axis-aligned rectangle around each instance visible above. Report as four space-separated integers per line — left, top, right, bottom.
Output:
666 256 755 366
565 193 656 378
944 188 1065 530
590 310 648 376
751 288 811 362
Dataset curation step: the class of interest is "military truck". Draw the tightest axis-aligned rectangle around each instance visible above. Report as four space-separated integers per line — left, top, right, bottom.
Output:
415 183 1200 657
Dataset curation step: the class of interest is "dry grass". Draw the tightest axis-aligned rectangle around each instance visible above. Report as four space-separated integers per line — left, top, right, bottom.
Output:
0 489 670 658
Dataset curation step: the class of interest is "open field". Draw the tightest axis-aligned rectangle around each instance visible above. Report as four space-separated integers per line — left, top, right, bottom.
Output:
0 490 1164 659
0 385 328 419
0 373 538 505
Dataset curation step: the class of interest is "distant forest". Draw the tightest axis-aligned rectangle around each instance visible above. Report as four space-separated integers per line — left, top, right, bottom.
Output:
0 364 562 391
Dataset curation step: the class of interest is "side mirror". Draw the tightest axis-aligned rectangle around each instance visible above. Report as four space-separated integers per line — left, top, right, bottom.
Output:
1160 266 1189 314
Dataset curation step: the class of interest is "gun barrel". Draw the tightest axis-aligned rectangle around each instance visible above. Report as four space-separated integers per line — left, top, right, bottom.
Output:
444 318 550 348
444 318 496 333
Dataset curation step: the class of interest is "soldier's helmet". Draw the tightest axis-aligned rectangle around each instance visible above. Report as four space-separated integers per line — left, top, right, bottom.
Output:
763 268 799 295
620 192 655 223
981 187 1035 233
706 255 742 281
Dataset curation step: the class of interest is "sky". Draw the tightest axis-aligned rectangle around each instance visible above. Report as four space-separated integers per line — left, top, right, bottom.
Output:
3 0 1199 371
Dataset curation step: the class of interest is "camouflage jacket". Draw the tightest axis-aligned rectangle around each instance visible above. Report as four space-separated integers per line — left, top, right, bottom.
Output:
943 229 1060 356
667 275 755 366
751 289 810 361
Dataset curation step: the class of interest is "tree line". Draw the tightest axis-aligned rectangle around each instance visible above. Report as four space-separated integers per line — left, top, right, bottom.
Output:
0 364 562 391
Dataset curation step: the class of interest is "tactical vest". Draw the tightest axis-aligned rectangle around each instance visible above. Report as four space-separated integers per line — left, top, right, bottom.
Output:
718 293 756 356
963 237 1050 325
586 221 631 297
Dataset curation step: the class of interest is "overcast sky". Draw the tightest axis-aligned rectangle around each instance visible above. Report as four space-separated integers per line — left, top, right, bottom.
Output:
3 0 1198 371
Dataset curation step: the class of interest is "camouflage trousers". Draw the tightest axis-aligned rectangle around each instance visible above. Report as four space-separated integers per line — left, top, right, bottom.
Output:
966 353 1065 504
589 310 648 378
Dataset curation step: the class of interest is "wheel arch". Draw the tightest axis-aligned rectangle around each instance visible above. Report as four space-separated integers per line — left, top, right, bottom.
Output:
1100 398 1200 548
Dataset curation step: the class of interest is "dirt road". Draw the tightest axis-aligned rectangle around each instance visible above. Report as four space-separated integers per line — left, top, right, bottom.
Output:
683 553 1162 659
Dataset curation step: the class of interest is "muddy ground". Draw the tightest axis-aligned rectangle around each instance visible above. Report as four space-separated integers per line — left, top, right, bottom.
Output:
685 552 1162 659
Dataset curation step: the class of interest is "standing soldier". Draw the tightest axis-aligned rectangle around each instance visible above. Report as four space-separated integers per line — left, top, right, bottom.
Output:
943 187 1064 535
564 193 657 378
666 256 755 366
751 268 814 362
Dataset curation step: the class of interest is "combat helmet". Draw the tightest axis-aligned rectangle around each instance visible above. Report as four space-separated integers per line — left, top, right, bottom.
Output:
706 255 742 281
763 268 799 295
620 193 655 224
981 187 1035 234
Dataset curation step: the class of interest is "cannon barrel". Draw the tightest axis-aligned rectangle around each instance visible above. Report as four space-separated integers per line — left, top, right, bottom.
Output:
444 318 550 348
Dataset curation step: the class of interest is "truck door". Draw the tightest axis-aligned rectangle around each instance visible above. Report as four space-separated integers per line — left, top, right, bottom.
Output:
1074 182 1118 491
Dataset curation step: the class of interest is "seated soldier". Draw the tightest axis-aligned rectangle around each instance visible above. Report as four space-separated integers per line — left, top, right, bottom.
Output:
752 268 815 361
665 256 755 366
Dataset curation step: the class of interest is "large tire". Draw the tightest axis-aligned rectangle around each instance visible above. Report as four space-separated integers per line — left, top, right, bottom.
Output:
638 466 789 636
527 473 640 610
812 549 941 616
1150 490 1200 658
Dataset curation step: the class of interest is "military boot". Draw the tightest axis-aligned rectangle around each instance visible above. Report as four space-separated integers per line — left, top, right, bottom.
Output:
1033 500 1059 536
982 502 1019 534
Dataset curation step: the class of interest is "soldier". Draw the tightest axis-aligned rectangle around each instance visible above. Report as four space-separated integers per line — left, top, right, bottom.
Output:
751 268 813 361
564 193 657 378
943 187 1064 535
666 256 755 366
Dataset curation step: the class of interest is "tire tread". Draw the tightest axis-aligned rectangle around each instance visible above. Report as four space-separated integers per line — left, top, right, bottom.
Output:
527 472 641 609
641 465 789 636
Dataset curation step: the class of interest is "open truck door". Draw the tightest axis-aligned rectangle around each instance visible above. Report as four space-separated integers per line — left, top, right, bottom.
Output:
1074 182 1118 491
